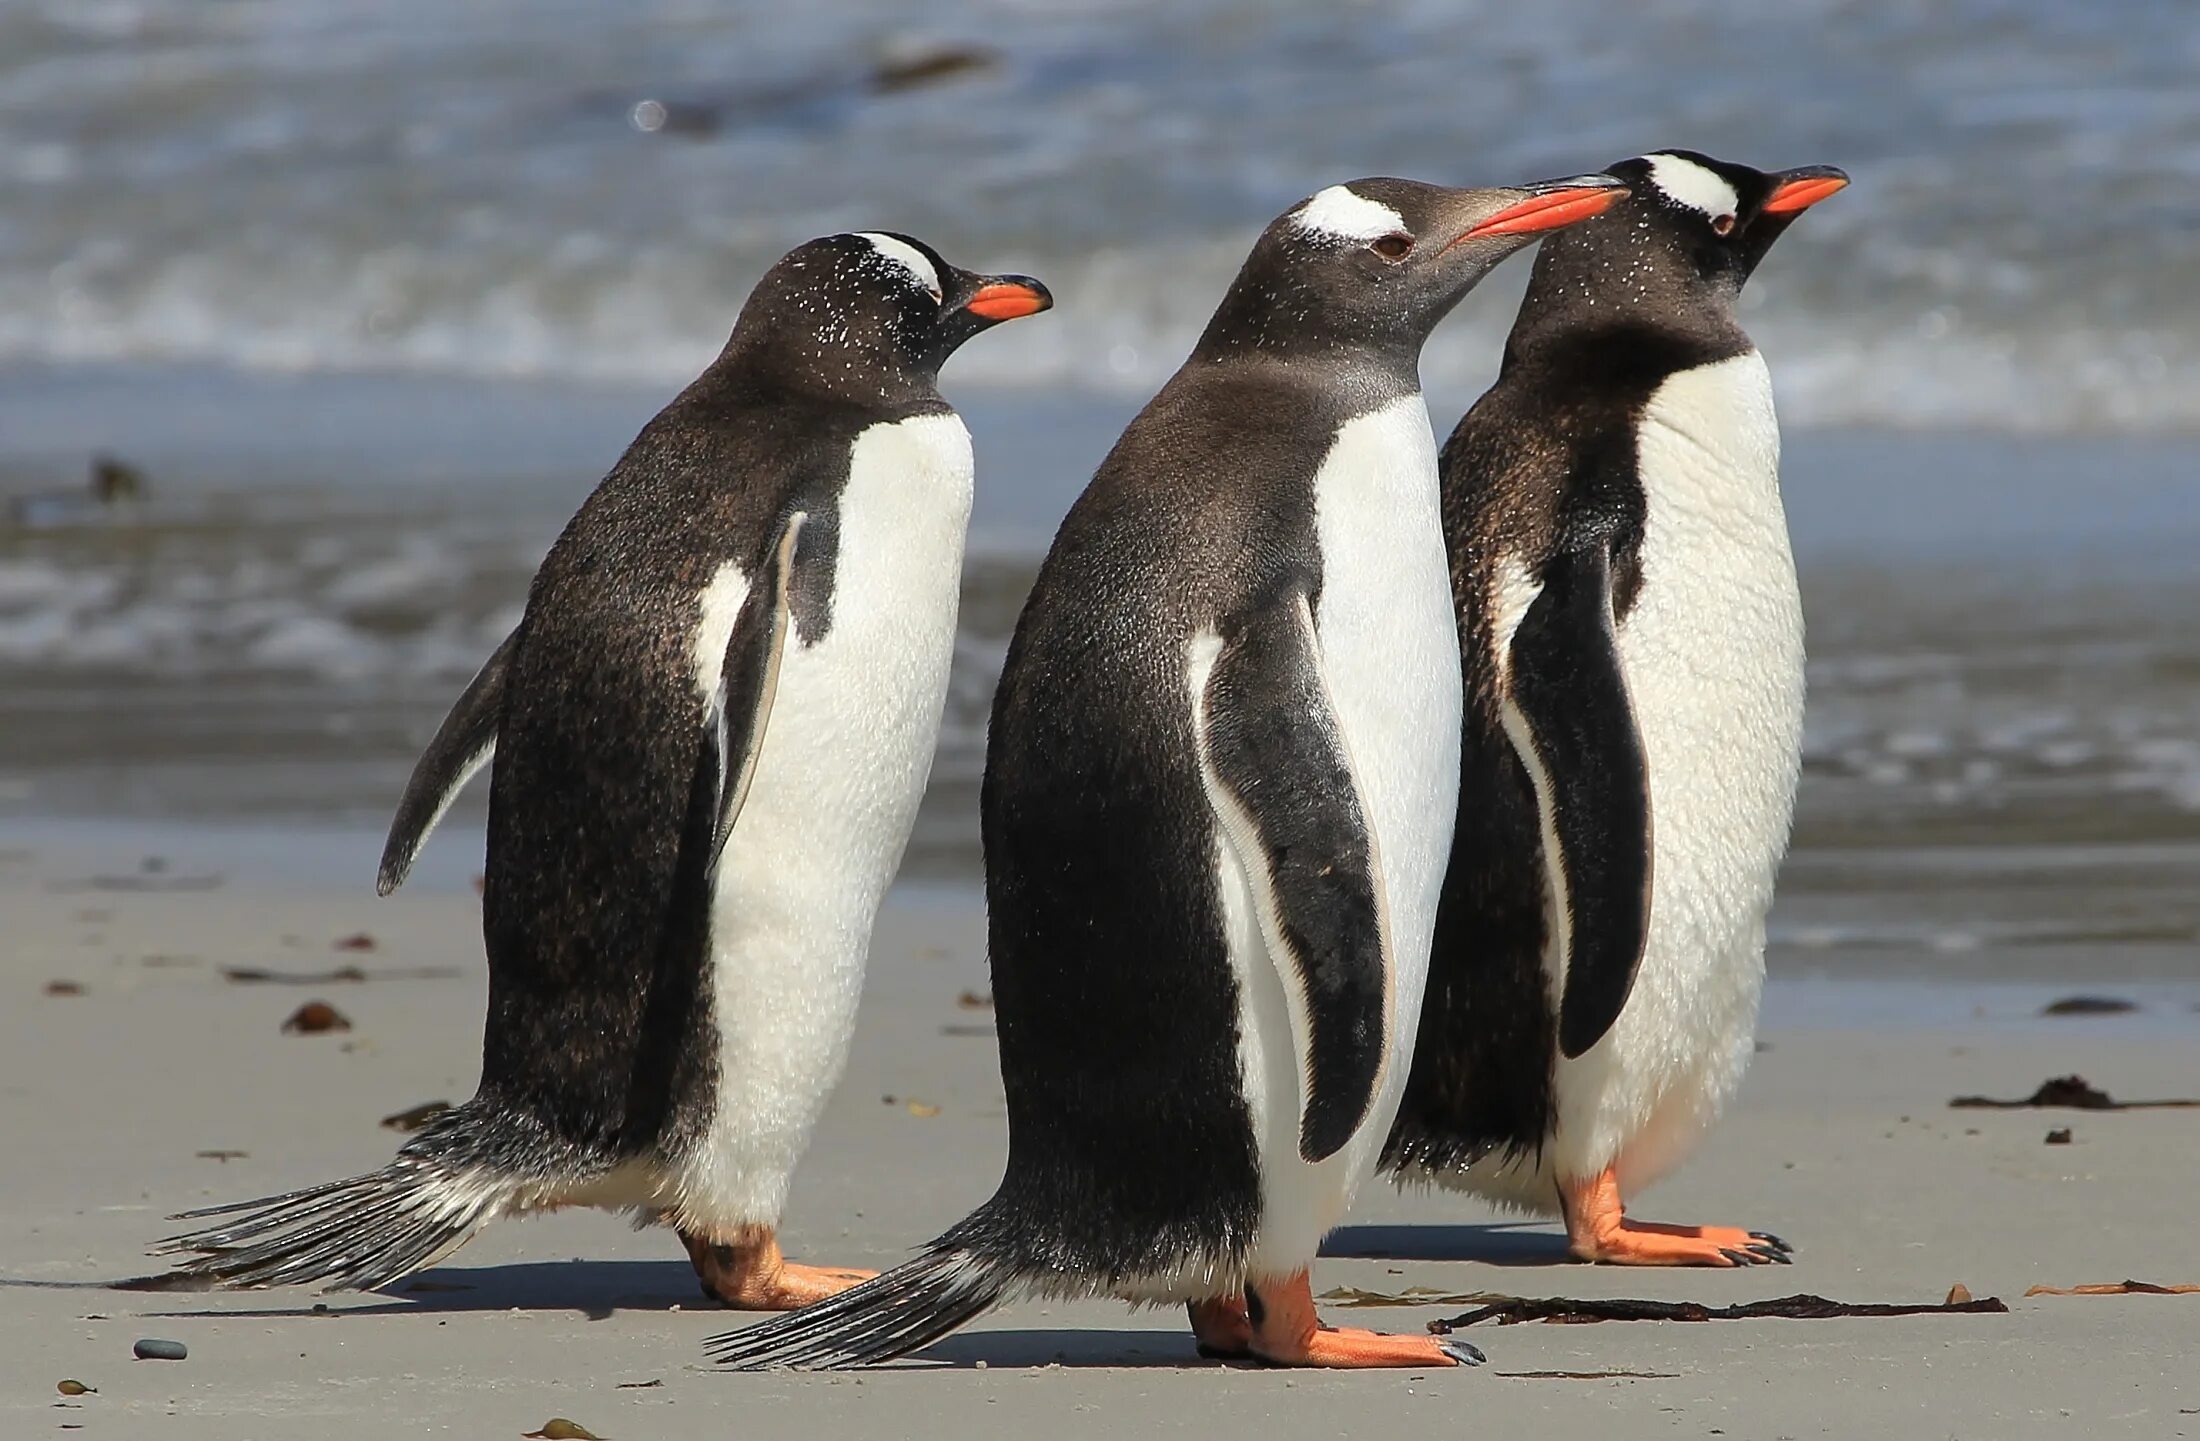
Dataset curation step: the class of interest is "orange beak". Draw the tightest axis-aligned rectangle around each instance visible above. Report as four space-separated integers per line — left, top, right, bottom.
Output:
1448 177 1629 248
964 279 1053 322
1762 168 1850 215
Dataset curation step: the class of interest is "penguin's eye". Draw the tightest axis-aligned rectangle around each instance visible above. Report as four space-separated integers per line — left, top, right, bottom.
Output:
1711 213 1737 237
1369 232 1414 261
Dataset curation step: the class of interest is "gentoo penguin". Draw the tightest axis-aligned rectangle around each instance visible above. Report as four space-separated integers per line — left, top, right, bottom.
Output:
705 172 1626 1370
1383 151 1847 1264
155 233 1051 1307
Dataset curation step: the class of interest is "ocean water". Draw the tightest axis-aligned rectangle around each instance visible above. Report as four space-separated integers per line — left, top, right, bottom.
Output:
3 0 2199 429
2 422 2197 958
1 1 2196 981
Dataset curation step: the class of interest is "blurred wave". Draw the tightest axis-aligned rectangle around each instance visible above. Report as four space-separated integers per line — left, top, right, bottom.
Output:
3 0 2198 430
5 501 2200 870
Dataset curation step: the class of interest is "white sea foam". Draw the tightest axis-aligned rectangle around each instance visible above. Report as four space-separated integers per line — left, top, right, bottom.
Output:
0 0 2195 432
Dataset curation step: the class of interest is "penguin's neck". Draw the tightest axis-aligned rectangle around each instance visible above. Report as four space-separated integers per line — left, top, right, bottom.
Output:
712 328 943 413
1506 242 1747 369
1190 278 1424 392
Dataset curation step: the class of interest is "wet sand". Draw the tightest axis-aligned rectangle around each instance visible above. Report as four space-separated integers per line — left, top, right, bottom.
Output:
2 827 2196 1439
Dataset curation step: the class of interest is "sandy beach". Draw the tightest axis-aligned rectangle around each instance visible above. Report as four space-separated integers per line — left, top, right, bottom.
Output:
3 363 2195 1441
2 825 2194 1440
4 404 2197 1439
6 1 2200 1436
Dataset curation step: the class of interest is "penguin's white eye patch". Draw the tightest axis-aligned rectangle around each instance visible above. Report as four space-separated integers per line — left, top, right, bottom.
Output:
855 232 944 303
1369 232 1414 261
1292 186 1407 245
1711 213 1737 236
1641 154 1741 220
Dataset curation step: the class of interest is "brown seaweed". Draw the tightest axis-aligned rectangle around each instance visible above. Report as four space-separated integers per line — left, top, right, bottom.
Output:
280 1001 351 1034
1949 1074 2200 1110
1502 1369 1683 1380
2039 995 2137 1016
1426 1291 2008 1332
223 964 456 985
380 1100 453 1131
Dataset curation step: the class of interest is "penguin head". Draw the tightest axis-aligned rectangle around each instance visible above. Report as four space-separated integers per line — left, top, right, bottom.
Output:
1584 150 1848 295
728 232 1051 393
1195 175 1629 367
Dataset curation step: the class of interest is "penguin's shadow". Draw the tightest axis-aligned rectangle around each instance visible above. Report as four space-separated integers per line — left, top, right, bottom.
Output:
121 1269 1282 1368
117 1224 1568 1332
129 1259 714 1322
1322 1221 1572 1266
886 1329 1209 1370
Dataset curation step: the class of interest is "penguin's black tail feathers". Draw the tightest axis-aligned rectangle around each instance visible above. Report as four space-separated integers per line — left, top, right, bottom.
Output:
703 1246 1012 1370
148 1154 516 1292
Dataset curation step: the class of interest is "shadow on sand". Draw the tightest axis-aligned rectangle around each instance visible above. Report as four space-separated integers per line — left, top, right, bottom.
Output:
894 1327 1211 1369
1321 1221 1571 1266
79 1222 1574 1355
111 1258 710 1322
102 1263 1239 1367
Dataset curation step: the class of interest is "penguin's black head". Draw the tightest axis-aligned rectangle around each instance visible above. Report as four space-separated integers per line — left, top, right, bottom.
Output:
1193 175 1629 372
1558 151 1848 302
726 232 1051 397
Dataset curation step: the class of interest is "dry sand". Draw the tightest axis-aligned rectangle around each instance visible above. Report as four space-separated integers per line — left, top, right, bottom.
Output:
3 827 2196 1440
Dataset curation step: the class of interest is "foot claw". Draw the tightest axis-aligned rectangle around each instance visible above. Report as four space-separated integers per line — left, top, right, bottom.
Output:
1241 1272 1477 1369
1438 1337 1487 1366
1563 1168 1792 1268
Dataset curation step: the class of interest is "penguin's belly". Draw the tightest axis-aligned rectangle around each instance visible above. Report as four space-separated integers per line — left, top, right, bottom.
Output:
673 413 974 1228
1223 394 1464 1280
1555 349 1804 1194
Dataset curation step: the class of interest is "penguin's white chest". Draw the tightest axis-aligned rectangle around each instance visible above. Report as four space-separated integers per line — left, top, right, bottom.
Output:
674 411 974 1227
1219 393 1463 1278
1562 348 1804 1191
1307 395 1462 1098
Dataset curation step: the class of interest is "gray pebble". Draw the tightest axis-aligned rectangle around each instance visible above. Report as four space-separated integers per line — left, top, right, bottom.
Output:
133 1338 187 1361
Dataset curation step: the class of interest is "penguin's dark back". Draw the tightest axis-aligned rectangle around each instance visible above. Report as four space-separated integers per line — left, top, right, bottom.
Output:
971 359 1375 1275
477 363 948 1165
1389 313 1736 1170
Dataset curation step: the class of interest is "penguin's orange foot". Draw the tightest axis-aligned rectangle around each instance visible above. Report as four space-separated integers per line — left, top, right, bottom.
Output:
678 1226 878 1310
1188 1296 1255 1359
1561 1167 1791 1267
1242 1271 1485 1370
1570 1219 1790 1267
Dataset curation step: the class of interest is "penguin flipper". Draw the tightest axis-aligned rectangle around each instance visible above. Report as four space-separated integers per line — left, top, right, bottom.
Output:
376 628 518 895
1502 540 1652 1060
1196 591 1388 1165
698 510 807 868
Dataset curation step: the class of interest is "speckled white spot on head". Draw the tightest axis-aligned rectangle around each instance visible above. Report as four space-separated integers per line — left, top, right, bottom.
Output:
1643 154 1741 218
1291 185 1405 244
856 233 943 301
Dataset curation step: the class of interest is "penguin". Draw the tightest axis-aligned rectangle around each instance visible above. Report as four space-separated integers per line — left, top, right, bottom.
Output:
1383 151 1848 1264
704 172 1627 1370
154 233 1051 1307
